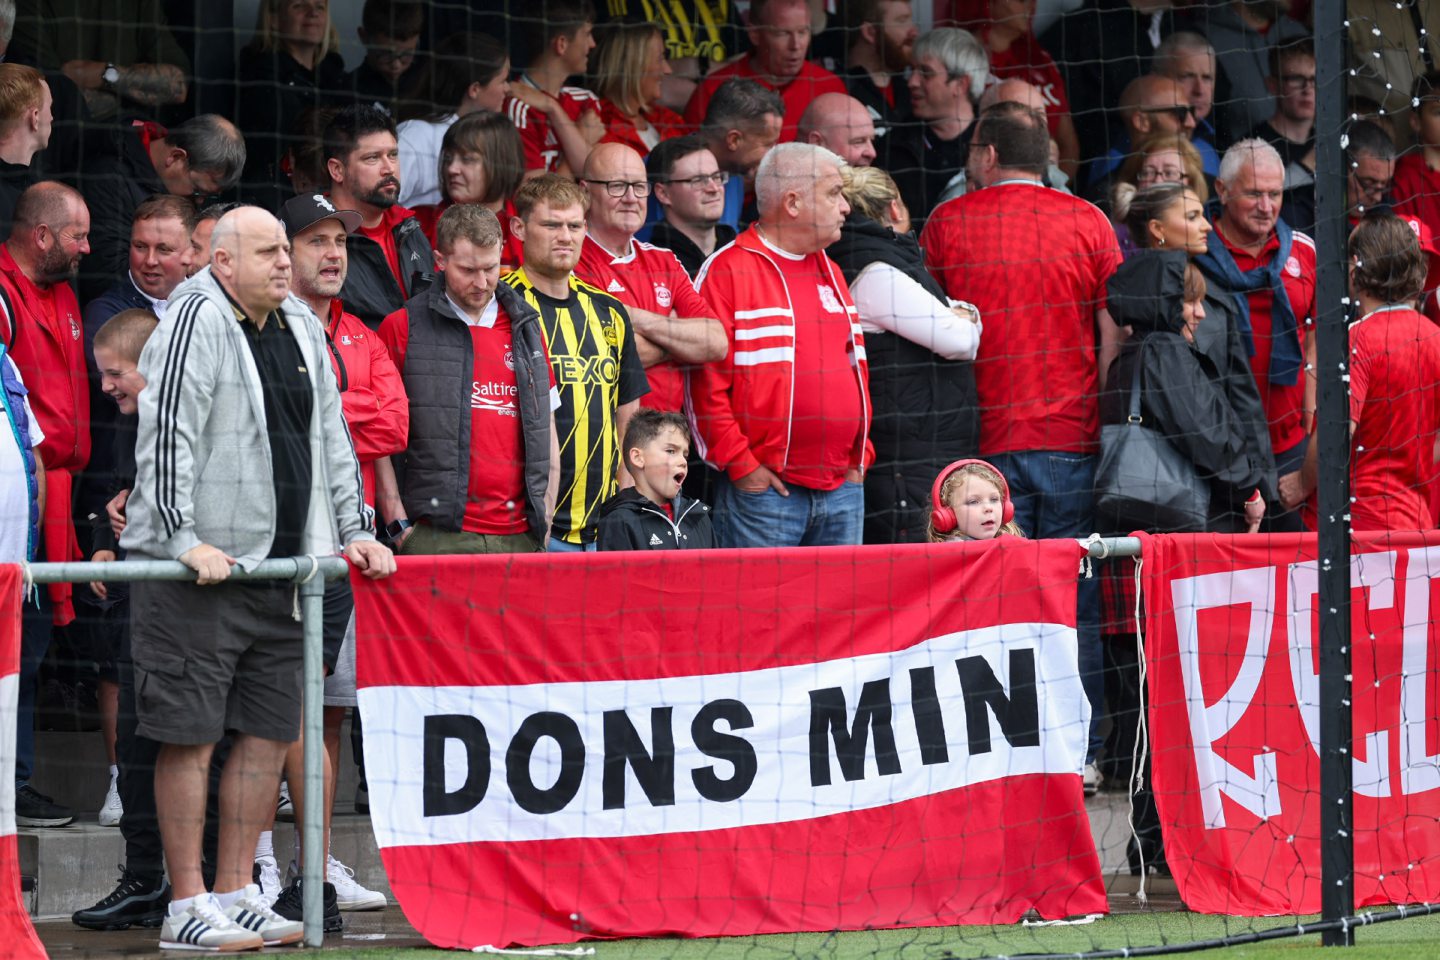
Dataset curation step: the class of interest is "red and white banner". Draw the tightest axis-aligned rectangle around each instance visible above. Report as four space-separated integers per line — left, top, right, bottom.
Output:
353 541 1105 949
0 564 49 958
1139 532 1440 916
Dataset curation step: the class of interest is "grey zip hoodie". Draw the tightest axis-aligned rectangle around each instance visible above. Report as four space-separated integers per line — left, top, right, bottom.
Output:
122 266 375 567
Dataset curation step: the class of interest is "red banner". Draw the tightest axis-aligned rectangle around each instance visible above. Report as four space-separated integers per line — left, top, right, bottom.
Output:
1139 533 1440 915
0 564 50 958
352 541 1105 949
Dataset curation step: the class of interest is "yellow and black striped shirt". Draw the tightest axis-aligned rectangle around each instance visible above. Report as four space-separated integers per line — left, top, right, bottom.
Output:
598 0 741 66
505 270 650 544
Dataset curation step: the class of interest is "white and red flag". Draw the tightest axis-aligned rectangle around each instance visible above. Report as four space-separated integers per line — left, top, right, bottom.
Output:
353 540 1104 948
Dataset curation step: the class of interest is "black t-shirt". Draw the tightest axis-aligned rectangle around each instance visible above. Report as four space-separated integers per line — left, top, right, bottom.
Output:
237 310 314 559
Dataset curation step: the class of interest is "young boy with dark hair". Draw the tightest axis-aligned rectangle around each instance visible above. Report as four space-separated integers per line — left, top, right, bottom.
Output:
596 409 715 550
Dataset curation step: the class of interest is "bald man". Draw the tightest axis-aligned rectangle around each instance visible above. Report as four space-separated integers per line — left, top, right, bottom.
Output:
575 142 724 412
1085 73 1198 192
798 93 877 167
122 206 393 950
978 78 1069 192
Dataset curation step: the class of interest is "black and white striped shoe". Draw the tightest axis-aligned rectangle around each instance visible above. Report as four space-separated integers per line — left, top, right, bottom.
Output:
158 894 262 952
224 884 304 946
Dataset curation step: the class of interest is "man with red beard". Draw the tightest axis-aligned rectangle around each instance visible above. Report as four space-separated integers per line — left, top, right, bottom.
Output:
0 181 92 827
324 105 434 330
843 0 917 142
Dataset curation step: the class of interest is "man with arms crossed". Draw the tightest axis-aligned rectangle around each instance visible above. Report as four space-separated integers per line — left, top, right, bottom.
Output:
121 207 394 951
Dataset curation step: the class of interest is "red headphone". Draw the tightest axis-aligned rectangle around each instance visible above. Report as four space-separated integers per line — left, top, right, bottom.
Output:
930 459 1015 533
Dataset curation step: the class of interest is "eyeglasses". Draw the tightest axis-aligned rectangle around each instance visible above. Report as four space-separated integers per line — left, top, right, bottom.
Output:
1136 166 1188 184
662 171 729 189
1350 172 1390 197
1141 105 1195 123
913 65 958 82
585 179 652 198
1280 73 1318 92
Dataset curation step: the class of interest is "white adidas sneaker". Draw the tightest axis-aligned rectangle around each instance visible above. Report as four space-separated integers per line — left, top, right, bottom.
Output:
159 893 262 952
223 884 304 946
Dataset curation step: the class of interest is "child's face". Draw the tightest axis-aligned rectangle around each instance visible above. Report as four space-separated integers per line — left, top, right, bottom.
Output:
1414 99 1440 149
1181 296 1205 343
948 474 1005 540
94 344 146 415
629 426 690 503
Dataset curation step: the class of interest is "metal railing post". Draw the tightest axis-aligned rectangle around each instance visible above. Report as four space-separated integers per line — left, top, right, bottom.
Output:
299 572 327 948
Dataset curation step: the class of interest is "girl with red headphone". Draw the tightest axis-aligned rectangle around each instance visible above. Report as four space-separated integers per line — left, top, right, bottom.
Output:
926 459 1026 542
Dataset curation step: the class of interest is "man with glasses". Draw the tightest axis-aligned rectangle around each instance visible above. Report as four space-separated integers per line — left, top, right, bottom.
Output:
575 142 723 413
78 114 245 301
346 0 424 116
1179 0 1306 146
1082 73 1196 195
647 135 737 278
1249 39 1316 193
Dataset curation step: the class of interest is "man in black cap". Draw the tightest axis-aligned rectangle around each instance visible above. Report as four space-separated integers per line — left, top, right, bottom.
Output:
250 194 403 924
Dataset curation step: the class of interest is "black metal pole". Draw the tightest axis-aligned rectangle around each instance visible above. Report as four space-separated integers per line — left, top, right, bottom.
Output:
1313 0 1353 946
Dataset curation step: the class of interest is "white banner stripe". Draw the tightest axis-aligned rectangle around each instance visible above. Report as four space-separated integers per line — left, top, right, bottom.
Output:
360 622 1087 849
733 347 795 366
733 325 795 341
733 307 793 320
0 673 16 837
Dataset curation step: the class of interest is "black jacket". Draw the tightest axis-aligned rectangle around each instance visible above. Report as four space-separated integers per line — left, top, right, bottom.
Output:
595 488 715 550
236 47 349 210
341 211 435 330
78 126 165 302
397 281 552 544
1100 251 1265 531
647 220 735 280
1039 0 1179 163
828 214 980 544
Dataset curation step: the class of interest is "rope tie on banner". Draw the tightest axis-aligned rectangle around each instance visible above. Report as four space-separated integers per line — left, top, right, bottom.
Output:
472 946 597 956
291 554 322 621
17 560 36 605
1080 533 1108 578
1126 555 1151 905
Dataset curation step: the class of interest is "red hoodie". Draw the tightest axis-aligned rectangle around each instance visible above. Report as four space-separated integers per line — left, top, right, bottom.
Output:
325 299 408 504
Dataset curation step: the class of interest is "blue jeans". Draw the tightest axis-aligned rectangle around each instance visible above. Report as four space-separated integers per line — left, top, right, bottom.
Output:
988 450 1103 763
714 479 864 548
548 538 598 553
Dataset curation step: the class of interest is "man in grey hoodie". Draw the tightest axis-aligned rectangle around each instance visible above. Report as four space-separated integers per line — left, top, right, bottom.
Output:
121 206 395 951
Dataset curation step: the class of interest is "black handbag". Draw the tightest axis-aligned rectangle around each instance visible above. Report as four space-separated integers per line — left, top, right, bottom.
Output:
1094 341 1210 533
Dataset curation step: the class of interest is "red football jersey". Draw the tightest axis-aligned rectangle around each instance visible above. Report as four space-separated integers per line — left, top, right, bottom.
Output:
921 181 1122 455
574 234 712 412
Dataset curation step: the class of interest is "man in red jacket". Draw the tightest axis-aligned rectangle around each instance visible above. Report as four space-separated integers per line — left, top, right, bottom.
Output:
0 180 91 827
691 142 872 547
684 0 847 142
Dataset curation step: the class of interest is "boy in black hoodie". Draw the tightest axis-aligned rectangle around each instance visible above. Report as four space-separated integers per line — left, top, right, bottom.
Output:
596 409 716 550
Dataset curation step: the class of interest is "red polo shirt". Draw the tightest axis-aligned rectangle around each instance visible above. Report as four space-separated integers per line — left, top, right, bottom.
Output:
1393 152 1440 244
683 57 847 142
1215 223 1317 458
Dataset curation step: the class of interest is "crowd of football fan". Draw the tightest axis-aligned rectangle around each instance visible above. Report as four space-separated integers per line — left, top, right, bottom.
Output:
1 0 1438 949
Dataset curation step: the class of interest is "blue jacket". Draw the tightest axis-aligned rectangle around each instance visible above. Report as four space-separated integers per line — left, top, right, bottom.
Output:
0 345 38 560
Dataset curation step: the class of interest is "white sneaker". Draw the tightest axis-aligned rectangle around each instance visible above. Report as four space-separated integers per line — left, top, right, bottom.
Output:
98 774 122 827
159 892 262 952
251 855 281 908
326 854 387 911
1082 763 1102 797
224 884 303 946
275 781 294 822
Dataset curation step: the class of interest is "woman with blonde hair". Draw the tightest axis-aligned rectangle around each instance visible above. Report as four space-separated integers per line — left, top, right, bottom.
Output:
590 21 684 157
1108 133 1207 256
827 165 984 543
238 0 348 208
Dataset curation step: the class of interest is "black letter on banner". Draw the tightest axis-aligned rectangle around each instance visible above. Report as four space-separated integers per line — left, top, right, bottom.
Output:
909 666 949 765
956 649 1040 755
691 698 757 802
602 707 676 809
422 715 490 817
808 679 901 786
507 712 586 814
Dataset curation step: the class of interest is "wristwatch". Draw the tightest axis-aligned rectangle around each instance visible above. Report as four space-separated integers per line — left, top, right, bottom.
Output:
102 63 119 89
385 518 413 541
